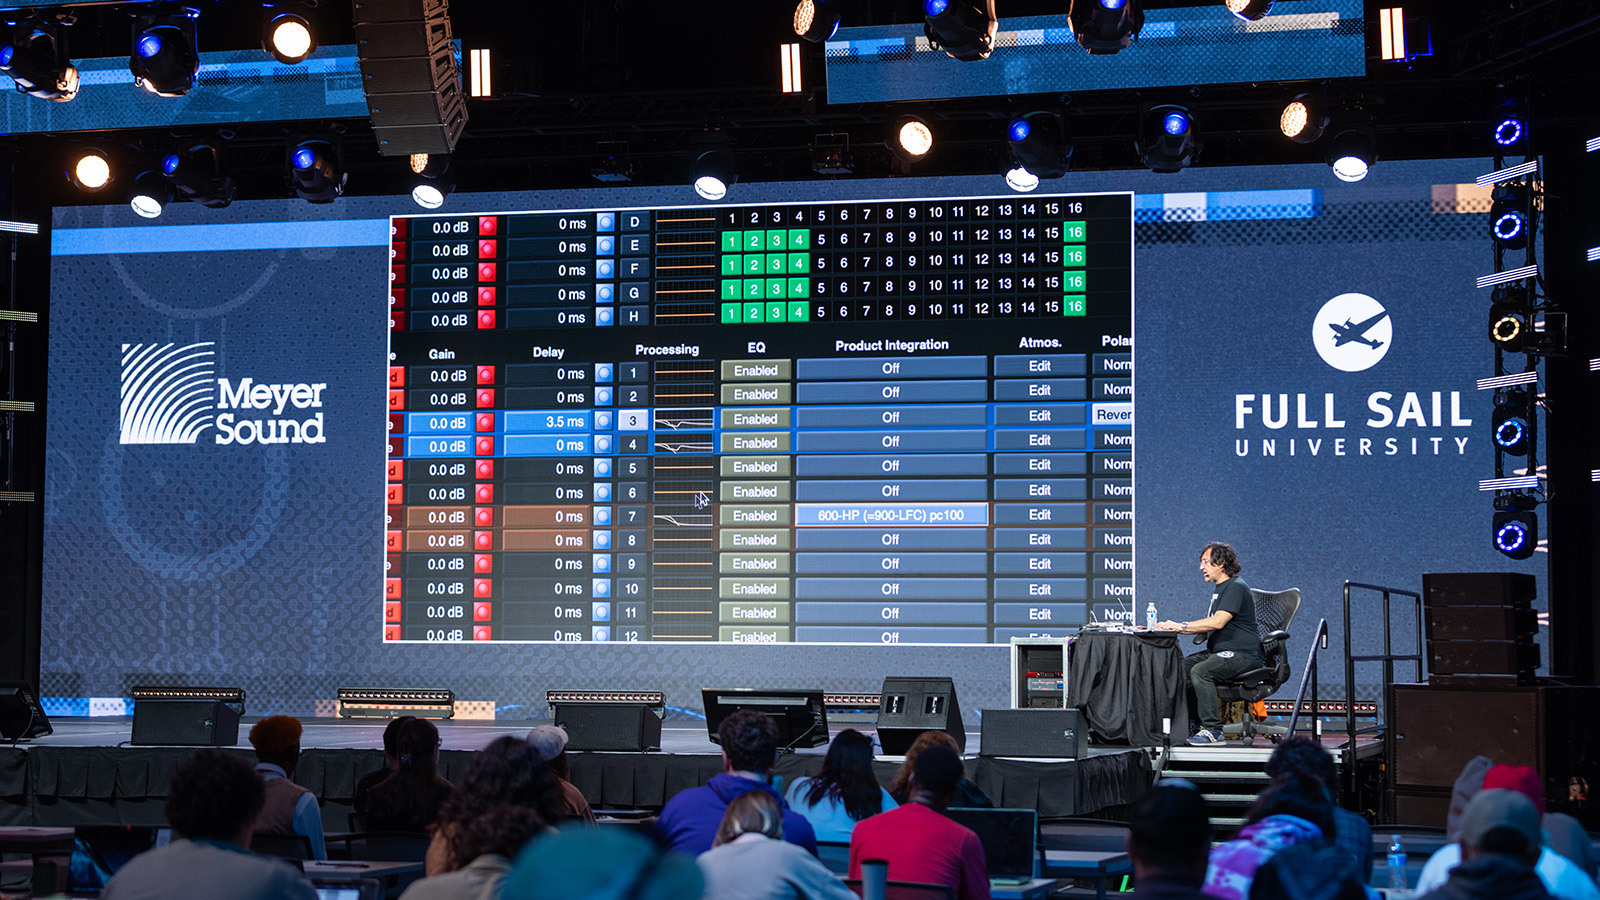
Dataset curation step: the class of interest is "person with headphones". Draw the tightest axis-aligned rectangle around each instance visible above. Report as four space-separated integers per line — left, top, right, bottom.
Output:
1154 542 1264 746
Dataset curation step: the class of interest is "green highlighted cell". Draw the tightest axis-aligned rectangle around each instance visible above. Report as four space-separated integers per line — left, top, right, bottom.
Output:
1063 246 1087 267
1063 220 1087 243
721 232 741 252
787 300 809 321
721 255 741 275
787 229 810 249
766 254 787 275
766 301 787 322
721 303 741 323
787 252 809 273
1064 295 1087 317
743 231 765 251
1063 271 1087 292
787 278 808 299
743 255 765 275
721 280 741 301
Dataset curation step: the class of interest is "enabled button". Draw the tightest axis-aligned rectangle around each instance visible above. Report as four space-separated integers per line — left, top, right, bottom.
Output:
718 602 791 624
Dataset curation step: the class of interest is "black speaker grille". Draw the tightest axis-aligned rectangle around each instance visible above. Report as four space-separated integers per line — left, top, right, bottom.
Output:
552 703 662 752
979 708 1088 758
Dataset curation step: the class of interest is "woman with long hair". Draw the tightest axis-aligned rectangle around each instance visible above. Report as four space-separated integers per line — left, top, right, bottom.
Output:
364 718 454 832
782 729 896 842
1201 774 1334 900
886 730 992 809
422 736 567 878
698 790 857 900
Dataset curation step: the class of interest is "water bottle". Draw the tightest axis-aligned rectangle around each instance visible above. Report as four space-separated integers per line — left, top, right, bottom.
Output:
1387 835 1407 894
1146 602 1157 630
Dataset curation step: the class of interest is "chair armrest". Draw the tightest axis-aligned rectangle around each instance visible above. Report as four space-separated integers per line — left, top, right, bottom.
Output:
1265 629 1290 642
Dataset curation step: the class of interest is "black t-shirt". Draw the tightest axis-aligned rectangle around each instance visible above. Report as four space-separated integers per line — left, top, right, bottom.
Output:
1207 576 1263 664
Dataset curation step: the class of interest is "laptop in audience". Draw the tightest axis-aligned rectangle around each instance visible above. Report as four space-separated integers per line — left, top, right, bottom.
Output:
311 879 382 900
944 807 1039 886
66 825 173 896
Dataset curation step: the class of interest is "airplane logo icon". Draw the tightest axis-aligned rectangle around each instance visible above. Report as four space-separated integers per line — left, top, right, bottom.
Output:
1312 293 1392 372
1329 311 1390 350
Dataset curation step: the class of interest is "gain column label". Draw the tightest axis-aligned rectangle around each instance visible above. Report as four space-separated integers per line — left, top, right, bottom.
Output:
717 358 794 641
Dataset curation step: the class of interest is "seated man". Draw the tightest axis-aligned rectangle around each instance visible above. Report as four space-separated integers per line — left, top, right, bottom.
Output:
1154 541 1264 746
1418 790 1553 900
848 746 990 900
248 715 327 860
102 749 315 900
656 709 817 856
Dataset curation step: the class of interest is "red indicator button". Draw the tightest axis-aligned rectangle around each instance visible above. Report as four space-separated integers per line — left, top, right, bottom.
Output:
474 602 493 621
385 625 403 642
477 239 498 258
473 578 493 598
474 531 493 550
476 412 495 432
386 485 402 505
473 626 492 641
385 530 402 552
388 390 405 411
385 580 402 600
477 310 496 329
478 216 497 235
474 483 494 503
476 366 495 385
388 367 406 388
477 287 496 306
475 436 494 455
477 262 497 281
474 507 493 526
385 600 402 621
476 389 495 408
475 459 494 479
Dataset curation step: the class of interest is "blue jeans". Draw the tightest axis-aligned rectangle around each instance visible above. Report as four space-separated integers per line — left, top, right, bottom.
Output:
1182 650 1259 731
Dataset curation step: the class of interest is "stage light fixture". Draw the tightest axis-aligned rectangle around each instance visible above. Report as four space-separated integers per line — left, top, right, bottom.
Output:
289 140 346 203
130 12 199 97
810 133 853 175
1136 105 1199 173
1005 166 1040 192
1490 183 1530 250
692 149 737 201
1490 304 1527 352
888 116 934 161
129 171 172 218
591 142 634 182
1007 111 1071 180
1225 0 1274 19
1326 127 1376 182
264 13 315 65
408 152 452 208
0 23 79 102
923 0 997 62
1492 398 1531 456
794 0 843 42
67 148 112 192
1280 94 1328 144
160 145 235 209
1492 509 1537 559
1491 99 1527 150
1068 0 1144 54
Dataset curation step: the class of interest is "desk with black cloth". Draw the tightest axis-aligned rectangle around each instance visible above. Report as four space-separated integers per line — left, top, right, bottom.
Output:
1067 629 1185 747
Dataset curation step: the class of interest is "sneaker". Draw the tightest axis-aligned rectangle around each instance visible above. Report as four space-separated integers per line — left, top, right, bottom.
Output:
1186 728 1226 746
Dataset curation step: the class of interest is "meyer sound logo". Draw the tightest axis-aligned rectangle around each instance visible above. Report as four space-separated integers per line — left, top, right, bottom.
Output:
1312 292 1391 372
120 341 327 446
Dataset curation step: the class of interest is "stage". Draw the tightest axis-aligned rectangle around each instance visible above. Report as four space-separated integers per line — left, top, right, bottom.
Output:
0 718 1157 829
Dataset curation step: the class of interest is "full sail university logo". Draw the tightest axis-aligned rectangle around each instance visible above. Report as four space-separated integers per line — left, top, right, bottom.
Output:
119 342 328 446
1312 293 1391 372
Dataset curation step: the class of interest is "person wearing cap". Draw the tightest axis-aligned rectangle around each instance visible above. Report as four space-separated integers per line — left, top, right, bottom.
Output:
848 745 990 900
1128 780 1213 900
1416 789 1556 900
248 715 326 860
1441 760 1595 879
1415 766 1599 900
526 724 595 823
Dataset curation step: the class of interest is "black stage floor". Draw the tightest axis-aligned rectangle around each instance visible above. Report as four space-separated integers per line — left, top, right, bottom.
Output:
0 718 1155 829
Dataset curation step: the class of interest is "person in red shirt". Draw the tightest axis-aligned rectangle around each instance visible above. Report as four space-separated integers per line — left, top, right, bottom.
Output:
848 745 990 900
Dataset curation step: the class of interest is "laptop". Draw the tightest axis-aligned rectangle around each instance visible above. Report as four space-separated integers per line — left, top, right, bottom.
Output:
945 807 1039 885
66 825 173 896
311 879 382 900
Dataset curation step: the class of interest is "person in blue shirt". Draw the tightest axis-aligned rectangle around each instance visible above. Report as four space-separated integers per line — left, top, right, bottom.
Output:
784 729 897 843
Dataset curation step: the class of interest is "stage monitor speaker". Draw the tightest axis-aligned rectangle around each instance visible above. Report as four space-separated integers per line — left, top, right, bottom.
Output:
551 702 663 752
352 0 467 156
1422 572 1535 609
130 700 240 746
0 682 53 741
877 676 964 755
978 708 1087 759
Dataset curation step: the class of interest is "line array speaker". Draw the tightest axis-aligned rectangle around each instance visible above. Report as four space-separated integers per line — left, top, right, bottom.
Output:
352 0 467 156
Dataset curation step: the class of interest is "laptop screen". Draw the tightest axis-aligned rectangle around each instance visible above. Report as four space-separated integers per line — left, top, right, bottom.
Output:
944 807 1038 880
312 879 380 900
68 826 173 893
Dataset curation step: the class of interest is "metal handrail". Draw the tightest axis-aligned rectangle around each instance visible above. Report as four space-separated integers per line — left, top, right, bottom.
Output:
1341 580 1425 801
1285 617 1329 738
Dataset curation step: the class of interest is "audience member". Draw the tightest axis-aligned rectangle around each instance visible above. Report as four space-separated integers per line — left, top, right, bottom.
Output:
424 736 566 877
1417 790 1553 900
501 826 703 900
101 749 315 900
1414 767 1598 900
398 773 550 898
698 790 858 900
526 724 596 823
1202 775 1331 900
1442 760 1594 881
784 728 897 843
1264 737 1373 880
354 715 416 816
248 715 326 860
1128 779 1213 900
657 709 818 856
364 718 454 832
886 730 993 809
849 745 991 900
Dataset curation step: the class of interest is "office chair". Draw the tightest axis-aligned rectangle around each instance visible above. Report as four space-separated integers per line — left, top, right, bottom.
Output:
1216 587 1301 742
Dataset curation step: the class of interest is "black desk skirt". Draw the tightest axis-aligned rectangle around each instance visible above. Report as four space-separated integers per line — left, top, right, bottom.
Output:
1067 631 1184 747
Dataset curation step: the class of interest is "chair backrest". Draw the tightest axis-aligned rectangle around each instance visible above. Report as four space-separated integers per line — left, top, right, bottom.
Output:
251 831 313 860
1250 588 1302 638
846 879 958 900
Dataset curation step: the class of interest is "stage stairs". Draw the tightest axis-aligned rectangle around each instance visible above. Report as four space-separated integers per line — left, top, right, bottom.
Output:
1155 746 1276 832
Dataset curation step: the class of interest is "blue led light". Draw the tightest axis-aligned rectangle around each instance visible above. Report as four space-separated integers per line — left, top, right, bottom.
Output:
1009 118 1031 142
291 146 317 170
162 153 180 175
136 32 164 59
0 45 12 67
1493 118 1524 147
1494 418 1526 449
1493 210 1526 241
1495 521 1528 553
925 0 949 15
1162 112 1190 136
1100 0 1126 7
